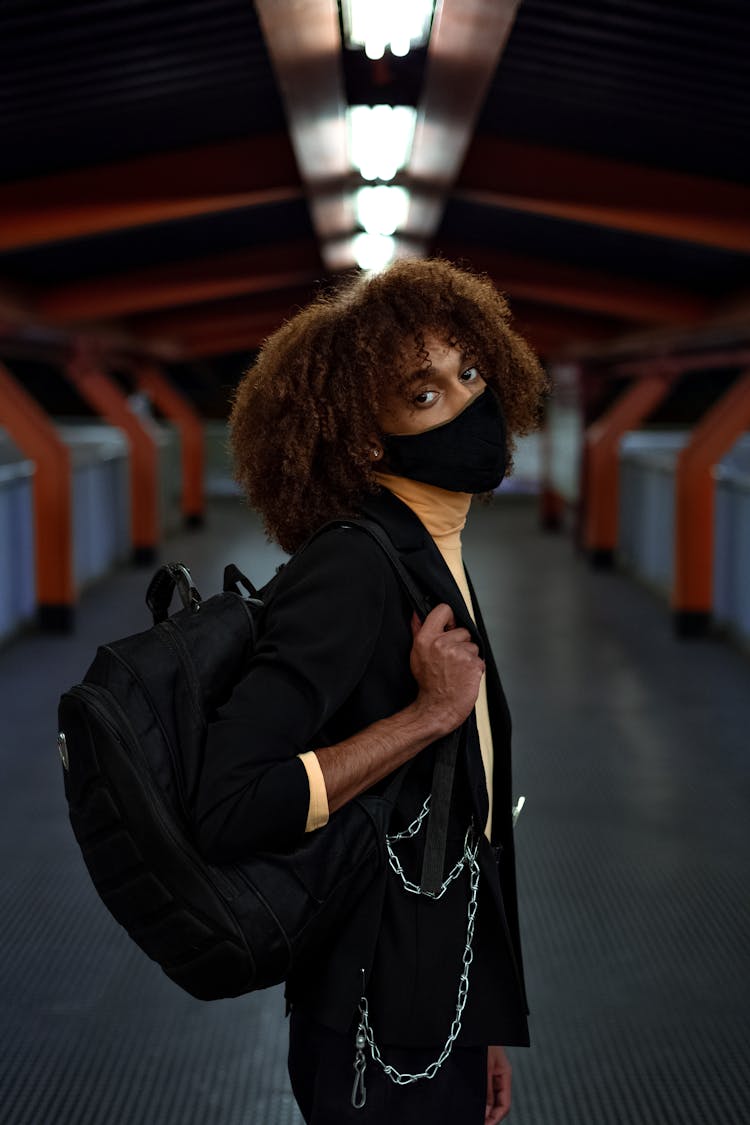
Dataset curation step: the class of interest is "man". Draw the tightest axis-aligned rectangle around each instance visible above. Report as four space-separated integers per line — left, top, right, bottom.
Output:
194 258 550 1122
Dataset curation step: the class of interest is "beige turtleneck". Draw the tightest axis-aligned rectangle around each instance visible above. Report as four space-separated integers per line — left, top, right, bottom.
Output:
298 473 495 839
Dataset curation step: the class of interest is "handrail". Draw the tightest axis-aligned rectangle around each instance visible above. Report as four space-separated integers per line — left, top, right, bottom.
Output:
583 374 673 565
65 349 160 564
673 369 750 635
0 362 75 630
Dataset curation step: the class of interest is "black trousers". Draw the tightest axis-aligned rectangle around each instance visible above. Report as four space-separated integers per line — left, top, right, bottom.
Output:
288 1007 488 1125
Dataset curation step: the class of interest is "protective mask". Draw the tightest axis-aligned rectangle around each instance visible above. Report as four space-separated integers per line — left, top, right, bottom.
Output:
381 388 507 493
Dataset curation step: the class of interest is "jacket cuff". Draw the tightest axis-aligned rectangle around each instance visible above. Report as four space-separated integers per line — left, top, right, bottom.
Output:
298 750 330 832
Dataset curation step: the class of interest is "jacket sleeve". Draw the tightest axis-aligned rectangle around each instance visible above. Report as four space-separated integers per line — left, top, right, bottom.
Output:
192 528 389 862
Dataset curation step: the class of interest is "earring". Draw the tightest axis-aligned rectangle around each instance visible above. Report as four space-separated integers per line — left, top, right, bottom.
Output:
371 448 381 459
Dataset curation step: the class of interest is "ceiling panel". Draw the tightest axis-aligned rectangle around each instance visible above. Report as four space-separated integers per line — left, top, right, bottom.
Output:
0 0 287 181
478 0 750 183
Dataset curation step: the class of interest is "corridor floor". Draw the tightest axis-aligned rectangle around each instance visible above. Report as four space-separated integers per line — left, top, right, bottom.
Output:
1 498 748 1125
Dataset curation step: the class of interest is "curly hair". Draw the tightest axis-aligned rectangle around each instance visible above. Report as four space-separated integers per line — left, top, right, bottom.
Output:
229 257 551 552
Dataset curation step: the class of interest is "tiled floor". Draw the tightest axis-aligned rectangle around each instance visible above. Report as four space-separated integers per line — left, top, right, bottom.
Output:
1 498 748 1124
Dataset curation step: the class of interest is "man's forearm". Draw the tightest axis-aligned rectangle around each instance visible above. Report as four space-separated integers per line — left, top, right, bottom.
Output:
315 700 448 815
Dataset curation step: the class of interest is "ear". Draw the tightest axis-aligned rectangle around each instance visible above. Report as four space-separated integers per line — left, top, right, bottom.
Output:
368 434 384 462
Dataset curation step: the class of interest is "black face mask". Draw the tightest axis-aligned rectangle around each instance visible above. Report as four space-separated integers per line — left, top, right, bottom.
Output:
381 388 507 493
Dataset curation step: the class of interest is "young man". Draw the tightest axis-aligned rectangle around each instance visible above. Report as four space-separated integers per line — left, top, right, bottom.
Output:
194 259 550 1123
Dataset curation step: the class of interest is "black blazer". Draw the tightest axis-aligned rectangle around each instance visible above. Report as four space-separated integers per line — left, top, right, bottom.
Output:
195 489 529 1047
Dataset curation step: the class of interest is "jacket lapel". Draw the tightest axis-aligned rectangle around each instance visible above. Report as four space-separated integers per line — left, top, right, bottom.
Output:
358 490 483 652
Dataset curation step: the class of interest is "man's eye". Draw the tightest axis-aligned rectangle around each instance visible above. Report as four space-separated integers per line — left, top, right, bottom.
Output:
413 389 438 406
460 366 480 382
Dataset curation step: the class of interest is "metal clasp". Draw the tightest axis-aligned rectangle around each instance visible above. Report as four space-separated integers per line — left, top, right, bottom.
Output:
58 731 69 771
169 563 202 613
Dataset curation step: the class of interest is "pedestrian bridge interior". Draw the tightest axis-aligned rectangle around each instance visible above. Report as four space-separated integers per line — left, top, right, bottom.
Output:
0 2 749 1123
2 499 748 1125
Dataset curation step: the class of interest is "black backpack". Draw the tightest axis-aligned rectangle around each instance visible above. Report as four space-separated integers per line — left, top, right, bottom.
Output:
58 519 441 1002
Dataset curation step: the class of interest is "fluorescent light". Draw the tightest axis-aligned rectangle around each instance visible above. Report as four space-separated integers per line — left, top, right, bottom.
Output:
356 185 410 236
347 105 417 182
353 232 396 272
342 0 435 58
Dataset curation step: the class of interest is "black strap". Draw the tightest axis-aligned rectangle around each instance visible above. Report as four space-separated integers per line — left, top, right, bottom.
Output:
312 517 432 622
419 728 462 895
331 518 465 896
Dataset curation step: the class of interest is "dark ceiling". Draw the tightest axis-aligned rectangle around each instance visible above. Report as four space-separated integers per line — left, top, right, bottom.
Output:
0 0 748 376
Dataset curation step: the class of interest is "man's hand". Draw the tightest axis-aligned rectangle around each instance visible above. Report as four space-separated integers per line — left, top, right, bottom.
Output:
410 605 484 732
485 1045 512 1123
313 607 483 815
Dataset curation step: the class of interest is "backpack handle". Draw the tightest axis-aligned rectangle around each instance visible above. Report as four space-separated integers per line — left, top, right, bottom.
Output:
223 563 260 598
146 563 202 624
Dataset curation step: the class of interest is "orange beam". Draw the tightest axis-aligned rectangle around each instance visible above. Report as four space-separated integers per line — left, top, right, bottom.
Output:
0 135 302 252
172 303 615 361
0 362 75 629
128 287 314 351
135 364 205 527
456 136 750 253
182 326 281 358
513 305 625 359
65 351 160 562
673 370 750 631
583 374 674 561
182 328 278 357
36 241 323 323
177 311 599 362
436 243 711 324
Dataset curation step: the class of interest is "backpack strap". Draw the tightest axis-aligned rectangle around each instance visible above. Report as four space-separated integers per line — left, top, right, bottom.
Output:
334 517 433 622
324 517 465 898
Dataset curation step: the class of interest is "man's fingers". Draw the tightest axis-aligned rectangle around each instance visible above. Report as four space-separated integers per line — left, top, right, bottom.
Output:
485 1064 495 1122
435 627 474 650
410 611 422 639
486 1048 512 1124
420 603 455 636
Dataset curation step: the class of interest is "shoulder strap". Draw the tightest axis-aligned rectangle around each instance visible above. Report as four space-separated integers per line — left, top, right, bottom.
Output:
310 517 432 621
325 517 463 896
418 727 462 895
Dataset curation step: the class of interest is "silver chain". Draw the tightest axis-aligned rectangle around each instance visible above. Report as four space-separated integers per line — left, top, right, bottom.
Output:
386 795 475 899
351 802 481 1107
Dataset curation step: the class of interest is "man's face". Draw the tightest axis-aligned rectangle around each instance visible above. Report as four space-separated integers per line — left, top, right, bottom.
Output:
376 330 487 438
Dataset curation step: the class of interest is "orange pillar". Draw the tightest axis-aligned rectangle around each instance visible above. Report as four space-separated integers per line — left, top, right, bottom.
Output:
673 369 750 636
0 363 75 630
583 374 672 567
539 416 565 531
135 364 205 528
65 351 160 564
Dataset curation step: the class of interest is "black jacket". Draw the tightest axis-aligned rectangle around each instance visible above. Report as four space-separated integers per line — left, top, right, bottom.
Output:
195 489 529 1047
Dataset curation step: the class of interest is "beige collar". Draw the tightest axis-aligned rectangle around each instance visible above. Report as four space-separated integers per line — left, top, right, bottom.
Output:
374 472 471 548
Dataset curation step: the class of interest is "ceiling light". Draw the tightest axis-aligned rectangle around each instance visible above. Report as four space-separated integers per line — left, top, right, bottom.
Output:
342 0 435 59
355 185 410 236
353 232 396 272
347 105 417 182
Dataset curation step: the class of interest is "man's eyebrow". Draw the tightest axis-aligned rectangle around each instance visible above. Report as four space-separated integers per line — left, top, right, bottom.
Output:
404 350 473 383
405 368 431 384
